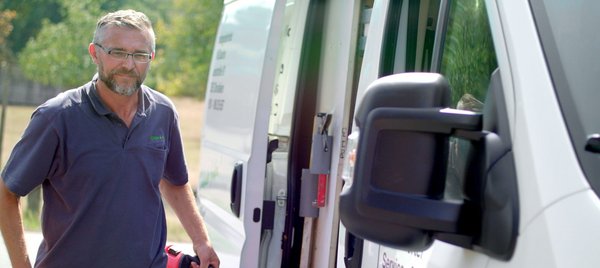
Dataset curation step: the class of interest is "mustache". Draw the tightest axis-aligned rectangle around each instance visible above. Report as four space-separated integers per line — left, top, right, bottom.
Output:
110 69 138 77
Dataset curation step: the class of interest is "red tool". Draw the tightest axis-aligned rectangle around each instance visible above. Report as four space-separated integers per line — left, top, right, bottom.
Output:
165 245 201 268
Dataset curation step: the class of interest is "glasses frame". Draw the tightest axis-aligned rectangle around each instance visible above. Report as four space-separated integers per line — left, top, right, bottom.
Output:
94 43 153 63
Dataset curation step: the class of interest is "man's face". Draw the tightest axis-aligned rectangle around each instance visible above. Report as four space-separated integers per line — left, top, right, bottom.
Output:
93 26 153 96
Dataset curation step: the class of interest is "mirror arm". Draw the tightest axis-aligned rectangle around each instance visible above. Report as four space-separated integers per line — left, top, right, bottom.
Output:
364 107 482 135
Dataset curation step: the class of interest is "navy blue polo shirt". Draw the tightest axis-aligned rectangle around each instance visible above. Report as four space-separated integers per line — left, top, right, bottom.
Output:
1 78 188 267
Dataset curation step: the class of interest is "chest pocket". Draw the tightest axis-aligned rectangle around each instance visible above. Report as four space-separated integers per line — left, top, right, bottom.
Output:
127 129 170 183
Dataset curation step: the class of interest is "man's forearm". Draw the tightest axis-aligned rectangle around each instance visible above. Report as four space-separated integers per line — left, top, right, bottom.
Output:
0 179 32 268
159 180 210 245
160 179 220 268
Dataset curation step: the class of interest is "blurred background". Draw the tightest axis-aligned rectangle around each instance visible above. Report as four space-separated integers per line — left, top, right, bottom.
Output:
0 0 223 243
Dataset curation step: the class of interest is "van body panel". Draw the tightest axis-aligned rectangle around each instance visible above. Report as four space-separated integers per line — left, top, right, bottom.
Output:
494 0 591 230
198 0 285 266
501 190 600 268
427 241 488 268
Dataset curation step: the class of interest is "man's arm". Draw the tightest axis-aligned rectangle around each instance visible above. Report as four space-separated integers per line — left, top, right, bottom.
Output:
0 178 32 268
159 180 219 268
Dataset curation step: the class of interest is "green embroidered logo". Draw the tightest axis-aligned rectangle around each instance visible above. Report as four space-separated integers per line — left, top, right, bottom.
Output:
150 135 164 141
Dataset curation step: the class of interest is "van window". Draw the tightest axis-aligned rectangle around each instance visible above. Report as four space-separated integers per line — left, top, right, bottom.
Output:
438 0 498 199
382 0 497 107
440 0 497 109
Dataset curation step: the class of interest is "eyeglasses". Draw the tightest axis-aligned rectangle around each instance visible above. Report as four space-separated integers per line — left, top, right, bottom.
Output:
94 43 152 63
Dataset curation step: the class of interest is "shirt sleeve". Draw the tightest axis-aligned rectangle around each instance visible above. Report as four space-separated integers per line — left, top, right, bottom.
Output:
162 111 188 186
1 109 59 196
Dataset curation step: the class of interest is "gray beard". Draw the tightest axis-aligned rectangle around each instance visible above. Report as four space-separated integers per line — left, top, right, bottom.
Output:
99 72 141 96
112 83 138 96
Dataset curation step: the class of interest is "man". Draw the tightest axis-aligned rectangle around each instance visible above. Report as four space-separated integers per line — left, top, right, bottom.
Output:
0 10 219 268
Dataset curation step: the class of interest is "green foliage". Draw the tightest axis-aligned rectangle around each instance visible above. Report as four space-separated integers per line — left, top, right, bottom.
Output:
23 208 42 231
14 0 222 97
0 10 15 46
1 0 63 55
18 0 101 88
153 0 222 98
441 0 497 106
0 9 16 62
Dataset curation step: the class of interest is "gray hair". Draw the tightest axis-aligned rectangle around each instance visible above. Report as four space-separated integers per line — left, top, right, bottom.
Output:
93 10 156 52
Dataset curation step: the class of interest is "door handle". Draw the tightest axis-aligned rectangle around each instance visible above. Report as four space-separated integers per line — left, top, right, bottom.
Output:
230 162 244 217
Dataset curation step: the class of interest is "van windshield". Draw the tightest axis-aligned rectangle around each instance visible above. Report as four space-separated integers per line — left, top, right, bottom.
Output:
530 0 600 194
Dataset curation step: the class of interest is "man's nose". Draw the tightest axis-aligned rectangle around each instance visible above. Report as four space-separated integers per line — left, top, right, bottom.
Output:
121 54 136 69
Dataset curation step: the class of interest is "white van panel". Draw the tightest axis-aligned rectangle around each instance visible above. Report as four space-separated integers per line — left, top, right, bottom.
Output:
426 241 488 268
268 0 309 137
202 0 277 152
494 0 591 230
198 0 285 267
497 190 600 268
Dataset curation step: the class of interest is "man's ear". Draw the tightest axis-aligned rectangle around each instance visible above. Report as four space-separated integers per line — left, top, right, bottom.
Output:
88 43 99 64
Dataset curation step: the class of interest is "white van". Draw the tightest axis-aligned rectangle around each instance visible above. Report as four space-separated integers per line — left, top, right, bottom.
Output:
197 0 600 267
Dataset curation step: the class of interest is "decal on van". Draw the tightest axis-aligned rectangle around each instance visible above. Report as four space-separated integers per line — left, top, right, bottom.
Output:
379 247 430 268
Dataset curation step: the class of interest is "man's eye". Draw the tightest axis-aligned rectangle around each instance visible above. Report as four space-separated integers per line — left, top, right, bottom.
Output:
133 54 150 60
110 51 127 57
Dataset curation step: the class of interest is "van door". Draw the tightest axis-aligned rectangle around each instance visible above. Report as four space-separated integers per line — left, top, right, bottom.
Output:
196 0 285 267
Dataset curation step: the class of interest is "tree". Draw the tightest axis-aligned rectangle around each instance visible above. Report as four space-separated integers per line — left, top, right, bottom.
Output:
18 0 102 89
16 0 222 97
153 0 222 98
0 9 16 167
1 0 63 55
0 10 16 52
0 9 16 64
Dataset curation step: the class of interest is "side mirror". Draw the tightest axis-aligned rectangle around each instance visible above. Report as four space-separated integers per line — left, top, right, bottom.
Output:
340 73 480 249
340 72 518 260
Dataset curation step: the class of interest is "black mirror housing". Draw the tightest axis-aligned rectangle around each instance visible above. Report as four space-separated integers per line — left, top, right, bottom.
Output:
340 71 519 260
340 73 481 250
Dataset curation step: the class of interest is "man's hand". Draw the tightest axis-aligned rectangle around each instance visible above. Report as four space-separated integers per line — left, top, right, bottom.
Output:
192 242 219 268
160 180 220 268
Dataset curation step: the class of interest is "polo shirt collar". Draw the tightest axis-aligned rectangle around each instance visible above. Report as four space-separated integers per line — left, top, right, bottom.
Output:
88 75 149 118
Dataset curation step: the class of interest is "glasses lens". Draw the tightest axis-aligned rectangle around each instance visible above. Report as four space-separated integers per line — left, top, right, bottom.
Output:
99 44 151 63
133 54 151 63
109 50 128 60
